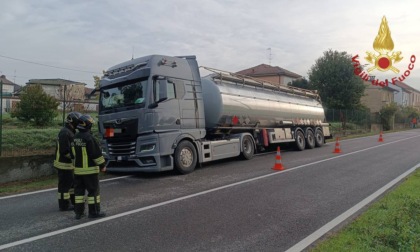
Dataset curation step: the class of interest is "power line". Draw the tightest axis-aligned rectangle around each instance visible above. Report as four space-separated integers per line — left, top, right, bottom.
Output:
0 54 101 74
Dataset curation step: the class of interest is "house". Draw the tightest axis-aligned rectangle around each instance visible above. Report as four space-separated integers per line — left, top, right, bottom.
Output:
361 81 396 113
1 75 21 96
26 78 86 111
25 78 100 112
236 64 302 86
0 75 21 113
394 81 420 109
26 78 86 101
390 82 409 106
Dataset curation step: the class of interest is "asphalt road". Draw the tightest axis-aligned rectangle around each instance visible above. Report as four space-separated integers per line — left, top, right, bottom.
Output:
1 130 419 251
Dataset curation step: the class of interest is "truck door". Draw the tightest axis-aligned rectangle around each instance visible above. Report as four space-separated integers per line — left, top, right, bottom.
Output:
153 77 181 131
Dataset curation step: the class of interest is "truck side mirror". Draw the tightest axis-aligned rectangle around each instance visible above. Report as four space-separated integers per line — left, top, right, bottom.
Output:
158 79 168 101
148 96 168 109
88 88 99 99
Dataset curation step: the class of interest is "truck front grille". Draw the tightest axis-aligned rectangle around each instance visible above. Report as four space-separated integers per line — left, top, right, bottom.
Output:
108 142 136 155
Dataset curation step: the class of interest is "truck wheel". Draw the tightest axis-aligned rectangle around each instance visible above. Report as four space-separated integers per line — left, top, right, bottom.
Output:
315 129 324 147
174 141 197 174
306 130 315 149
241 135 254 160
295 130 306 151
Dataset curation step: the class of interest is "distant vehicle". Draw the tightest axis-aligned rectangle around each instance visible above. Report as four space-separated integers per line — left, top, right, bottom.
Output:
94 55 331 174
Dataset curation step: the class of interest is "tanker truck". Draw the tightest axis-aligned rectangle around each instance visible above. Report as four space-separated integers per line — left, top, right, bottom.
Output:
95 55 331 174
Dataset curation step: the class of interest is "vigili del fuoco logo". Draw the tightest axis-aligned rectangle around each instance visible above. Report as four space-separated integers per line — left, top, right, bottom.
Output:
352 16 416 87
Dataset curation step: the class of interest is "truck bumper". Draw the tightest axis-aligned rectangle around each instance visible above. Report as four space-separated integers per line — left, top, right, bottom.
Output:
103 135 173 173
105 155 173 173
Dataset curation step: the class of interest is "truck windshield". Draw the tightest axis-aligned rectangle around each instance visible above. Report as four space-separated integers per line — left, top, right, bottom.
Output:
100 78 148 113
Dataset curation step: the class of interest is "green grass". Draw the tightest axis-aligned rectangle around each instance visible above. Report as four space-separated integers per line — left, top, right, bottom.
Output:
311 168 420 251
1 112 101 157
3 128 59 148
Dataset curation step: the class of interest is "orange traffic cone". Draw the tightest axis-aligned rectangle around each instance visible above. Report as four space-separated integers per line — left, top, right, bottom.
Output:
333 137 342 153
378 131 384 142
272 146 284 171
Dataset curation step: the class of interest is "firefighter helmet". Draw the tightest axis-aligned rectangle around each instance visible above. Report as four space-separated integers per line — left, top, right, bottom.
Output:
66 112 82 128
77 114 95 131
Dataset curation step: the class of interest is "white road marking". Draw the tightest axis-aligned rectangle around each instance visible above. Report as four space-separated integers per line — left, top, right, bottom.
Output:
0 135 419 250
0 176 131 200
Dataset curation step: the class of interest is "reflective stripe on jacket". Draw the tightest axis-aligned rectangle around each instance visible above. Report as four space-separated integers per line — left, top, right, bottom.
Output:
72 131 105 175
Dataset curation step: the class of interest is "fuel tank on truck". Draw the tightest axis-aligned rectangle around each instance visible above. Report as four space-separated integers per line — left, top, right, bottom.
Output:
201 72 326 129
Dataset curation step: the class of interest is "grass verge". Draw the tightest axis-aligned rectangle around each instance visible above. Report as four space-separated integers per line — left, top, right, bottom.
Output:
0 175 58 196
311 168 420 251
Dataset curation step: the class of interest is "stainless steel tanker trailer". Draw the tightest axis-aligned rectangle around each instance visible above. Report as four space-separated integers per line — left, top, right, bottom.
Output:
95 55 331 174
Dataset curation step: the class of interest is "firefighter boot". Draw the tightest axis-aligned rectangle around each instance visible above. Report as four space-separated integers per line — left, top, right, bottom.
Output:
74 203 85 220
88 203 106 218
59 199 73 211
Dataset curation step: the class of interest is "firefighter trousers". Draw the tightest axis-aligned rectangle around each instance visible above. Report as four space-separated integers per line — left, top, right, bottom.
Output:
57 168 75 211
74 173 102 215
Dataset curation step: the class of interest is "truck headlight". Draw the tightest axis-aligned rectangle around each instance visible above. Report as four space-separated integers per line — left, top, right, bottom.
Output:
140 144 156 153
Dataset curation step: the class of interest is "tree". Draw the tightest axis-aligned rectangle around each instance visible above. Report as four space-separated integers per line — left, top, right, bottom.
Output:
395 105 419 127
401 106 420 119
93 75 100 89
288 78 314 90
56 84 76 112
380 102 398 130
308 49 365 110
91 75 102 101
11 84 59 126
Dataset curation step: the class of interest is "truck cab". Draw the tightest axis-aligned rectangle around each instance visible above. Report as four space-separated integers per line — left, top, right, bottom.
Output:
99 55 205 173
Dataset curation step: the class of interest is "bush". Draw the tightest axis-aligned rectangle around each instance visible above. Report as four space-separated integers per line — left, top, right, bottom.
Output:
11 84 59 126
380 103 399 130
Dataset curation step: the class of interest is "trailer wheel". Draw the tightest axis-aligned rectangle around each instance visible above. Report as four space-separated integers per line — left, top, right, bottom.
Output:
306 130 315 149
174 141 197 174
295 130 306 151
315 129 324 147
241 135 254 160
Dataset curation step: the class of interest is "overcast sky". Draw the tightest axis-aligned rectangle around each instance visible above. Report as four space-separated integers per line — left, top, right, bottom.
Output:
1 0 420 90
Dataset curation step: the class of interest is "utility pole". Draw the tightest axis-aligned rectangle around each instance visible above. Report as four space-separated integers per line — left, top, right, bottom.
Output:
0 80 3 156
62 84 66 126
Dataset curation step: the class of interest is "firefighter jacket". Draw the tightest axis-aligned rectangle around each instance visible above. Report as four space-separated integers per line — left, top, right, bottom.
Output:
71 131 106 175
54 124 75 170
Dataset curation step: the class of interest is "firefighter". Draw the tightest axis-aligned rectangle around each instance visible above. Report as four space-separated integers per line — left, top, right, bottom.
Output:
54 111 82 211
71 114 106 219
